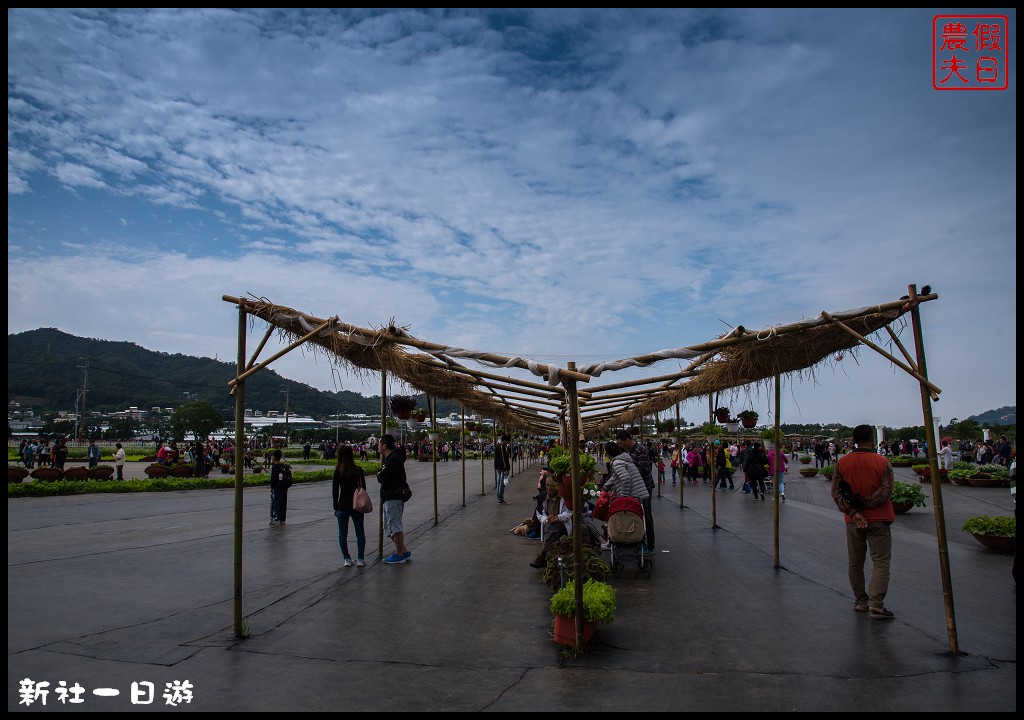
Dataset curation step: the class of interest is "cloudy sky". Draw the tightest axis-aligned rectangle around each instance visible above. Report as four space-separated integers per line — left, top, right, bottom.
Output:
8 8 1016 429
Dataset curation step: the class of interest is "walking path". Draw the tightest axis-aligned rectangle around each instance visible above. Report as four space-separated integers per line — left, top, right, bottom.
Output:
7 456 1015 711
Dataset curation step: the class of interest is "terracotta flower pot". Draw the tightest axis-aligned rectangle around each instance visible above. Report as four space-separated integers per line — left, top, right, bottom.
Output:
891 501 914 514
970 534 1015 552
741 417 757 429
799 468 819 477
552 615 598 647
145 464 170 478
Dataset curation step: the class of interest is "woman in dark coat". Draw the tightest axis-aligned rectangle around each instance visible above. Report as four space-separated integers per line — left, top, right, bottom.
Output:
332 445 368 567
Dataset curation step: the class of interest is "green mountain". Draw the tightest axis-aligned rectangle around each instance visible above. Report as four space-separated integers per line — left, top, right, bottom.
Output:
7 328 454 420
8 329 1013 430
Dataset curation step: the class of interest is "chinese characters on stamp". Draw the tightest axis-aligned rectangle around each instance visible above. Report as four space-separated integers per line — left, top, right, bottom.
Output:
933 15 1009 90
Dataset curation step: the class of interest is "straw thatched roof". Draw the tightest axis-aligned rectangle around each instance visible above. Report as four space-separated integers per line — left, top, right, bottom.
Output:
223 288 938 436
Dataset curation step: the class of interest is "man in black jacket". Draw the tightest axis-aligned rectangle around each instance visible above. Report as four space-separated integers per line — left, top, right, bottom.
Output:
377 434 412 564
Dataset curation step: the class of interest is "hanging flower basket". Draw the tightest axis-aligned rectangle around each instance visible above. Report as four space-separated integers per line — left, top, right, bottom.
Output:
389 395 418 420
714 408 731 423
737 410 759 428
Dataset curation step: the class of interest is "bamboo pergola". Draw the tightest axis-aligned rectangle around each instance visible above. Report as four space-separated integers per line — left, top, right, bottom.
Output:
222 285 959 655
222 289 939 436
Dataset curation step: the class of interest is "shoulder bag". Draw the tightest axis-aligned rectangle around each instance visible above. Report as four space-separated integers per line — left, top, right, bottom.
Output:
352 479 373 513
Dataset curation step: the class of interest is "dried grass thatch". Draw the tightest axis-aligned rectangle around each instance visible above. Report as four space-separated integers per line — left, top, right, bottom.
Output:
223 288 937 437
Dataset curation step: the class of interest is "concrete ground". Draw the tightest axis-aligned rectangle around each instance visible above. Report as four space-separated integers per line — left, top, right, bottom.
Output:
7 456 1016 712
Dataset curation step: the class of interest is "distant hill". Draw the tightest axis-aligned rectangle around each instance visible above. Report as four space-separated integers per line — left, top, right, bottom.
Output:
8 329 1013 428
7 328 454 420
968 406 1015 427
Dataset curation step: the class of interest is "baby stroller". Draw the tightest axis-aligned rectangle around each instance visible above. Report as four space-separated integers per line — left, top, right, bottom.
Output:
606 495 652 578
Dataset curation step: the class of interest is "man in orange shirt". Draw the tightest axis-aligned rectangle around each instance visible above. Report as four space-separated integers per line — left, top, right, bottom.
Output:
830 424 896 620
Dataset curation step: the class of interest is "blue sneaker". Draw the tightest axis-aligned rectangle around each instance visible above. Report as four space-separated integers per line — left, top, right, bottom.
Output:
402 550 412 561
384 552 407 564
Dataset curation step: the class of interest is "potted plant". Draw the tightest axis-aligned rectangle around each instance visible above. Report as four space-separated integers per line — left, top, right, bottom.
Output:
714 407 731 423
890 480 927 513
700 423 723 438
145 463 170 478
413 408 428 423
798 455 812 465
64 466 90 480
737 409 759 429
89 464 115 480
549 578 617 648
961 515 1015 552
30 467 63 482
389 395 418 420
8 465 30 483
820 464 837 481
541 535 611 589
973 464 1011 488
947 468 975 486
759 428 783 448
799 466 819 477
889 455 915 468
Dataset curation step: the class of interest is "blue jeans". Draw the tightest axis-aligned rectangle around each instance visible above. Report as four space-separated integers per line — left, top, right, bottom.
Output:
335 509 366 560
496 470 508 502
271 487 288 522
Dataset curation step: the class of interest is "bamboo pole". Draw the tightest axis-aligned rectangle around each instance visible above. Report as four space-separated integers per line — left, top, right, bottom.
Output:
708 396 717 528
820 311 941 399
228 317 337 387
772 372 781 569
460 406 466 508
379 373 386 560
245 324 275 372
675 402 684 508
431 396 438 526
908 285 959 656
564 362 585 651
233 302 247 638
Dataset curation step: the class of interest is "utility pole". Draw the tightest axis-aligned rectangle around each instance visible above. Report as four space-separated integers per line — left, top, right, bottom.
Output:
77 358 90 441
281 386 290 447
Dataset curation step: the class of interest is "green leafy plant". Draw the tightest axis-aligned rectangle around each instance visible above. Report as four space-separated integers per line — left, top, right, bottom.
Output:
820 464 837 479
890 480 927 508
549 579 617 624
798 455 812 463
541 535 610 589
951 460 974 471
700 423 722 436
976 464 1010 479
948 468 976 483
759 428 784 442
737 410 759 421
961 515 1015 537
548 450 595 477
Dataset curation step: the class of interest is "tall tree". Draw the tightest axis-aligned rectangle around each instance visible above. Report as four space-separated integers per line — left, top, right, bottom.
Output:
169 401 225 442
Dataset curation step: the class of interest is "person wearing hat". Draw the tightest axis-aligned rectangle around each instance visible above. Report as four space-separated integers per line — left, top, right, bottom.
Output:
615 430 656 554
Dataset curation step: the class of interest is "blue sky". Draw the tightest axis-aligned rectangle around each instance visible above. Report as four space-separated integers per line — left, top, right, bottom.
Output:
8 8 1016 428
